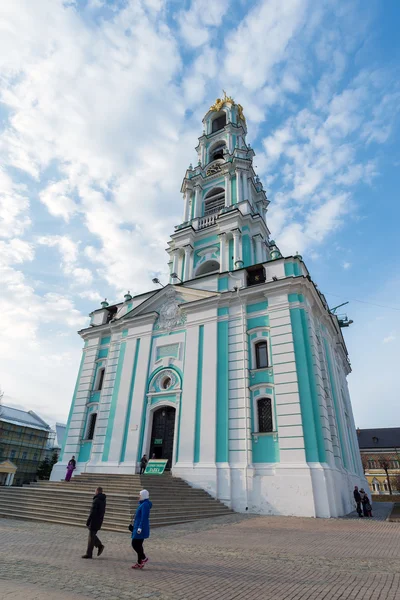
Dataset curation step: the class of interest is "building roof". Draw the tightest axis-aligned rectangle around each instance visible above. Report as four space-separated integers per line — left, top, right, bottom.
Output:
357 428 400 450
55 423 66 449
0 405 51 432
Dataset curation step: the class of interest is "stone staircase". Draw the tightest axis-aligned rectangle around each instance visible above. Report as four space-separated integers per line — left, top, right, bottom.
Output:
0 472 232 532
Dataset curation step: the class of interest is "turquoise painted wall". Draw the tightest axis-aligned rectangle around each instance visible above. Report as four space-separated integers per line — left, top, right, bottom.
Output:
120 338 141 462
60 352 85 460
247 301 268 314
216 321 229 462
78 441 92 462
194 234 219 248
101 336 111 345
231 176 237 204
228 239 234 271
252 435 279 463
290 308 322 463
194 325 204 463
247 316 269 329
242 234 252 267
218 276 229 291
323 338 348 469
102 342 127 462
284 262 302 277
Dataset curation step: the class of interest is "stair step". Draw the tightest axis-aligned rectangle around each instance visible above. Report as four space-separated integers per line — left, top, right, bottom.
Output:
0 473 232 531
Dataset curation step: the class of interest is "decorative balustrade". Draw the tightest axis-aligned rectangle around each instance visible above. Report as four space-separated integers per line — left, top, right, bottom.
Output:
196 214 218 230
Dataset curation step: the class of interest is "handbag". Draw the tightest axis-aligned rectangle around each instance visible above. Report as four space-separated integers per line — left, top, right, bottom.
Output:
128 524 133 532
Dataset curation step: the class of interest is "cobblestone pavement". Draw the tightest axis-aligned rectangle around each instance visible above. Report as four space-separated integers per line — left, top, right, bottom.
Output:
1 511 399 600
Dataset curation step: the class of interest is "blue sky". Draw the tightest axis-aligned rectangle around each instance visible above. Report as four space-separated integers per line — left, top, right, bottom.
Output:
0 0 399 427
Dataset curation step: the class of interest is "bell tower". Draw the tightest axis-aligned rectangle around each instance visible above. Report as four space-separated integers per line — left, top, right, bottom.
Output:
168 93 271 284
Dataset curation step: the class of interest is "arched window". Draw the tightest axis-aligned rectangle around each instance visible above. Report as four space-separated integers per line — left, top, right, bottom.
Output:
87 413 97 440
96 368 105 391
212 113 226 133
204 187 225 216
255 341 268 369
210 142 226 161
196 260 220 276
257 398 273 433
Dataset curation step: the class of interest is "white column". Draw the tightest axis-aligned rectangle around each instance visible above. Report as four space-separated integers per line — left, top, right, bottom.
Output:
244 175 249 202
254 235 262 264
171 250 179 282
123 330 153 464
219 233 227 272
177 326 199 465
9 473 15 485
5 473 11 486
232 229 242 269
199 320 217 464
224 173 231 207
268 293 306 464
194 185 202 218
62 339 98 460
236 170 243 203
183 245 192 281
183 190 190 222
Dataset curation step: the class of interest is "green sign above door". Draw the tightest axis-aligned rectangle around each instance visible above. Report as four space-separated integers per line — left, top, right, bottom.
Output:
144 459 168 475
154 438 163 445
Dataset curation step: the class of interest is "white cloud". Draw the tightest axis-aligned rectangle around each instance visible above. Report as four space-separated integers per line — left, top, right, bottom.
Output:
383 333 396 344
224 0 308 92
37 235 93 286
39 180 78 222
342 261 351 270
0 169 31 238
178 0 229 48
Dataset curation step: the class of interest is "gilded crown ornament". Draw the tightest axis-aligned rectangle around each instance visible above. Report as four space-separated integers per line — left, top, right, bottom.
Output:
209 91 246 122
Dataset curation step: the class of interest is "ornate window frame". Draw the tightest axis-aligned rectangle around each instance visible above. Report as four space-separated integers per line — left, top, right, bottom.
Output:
248 327 272 372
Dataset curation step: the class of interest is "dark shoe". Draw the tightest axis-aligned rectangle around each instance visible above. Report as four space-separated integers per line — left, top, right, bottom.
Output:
97 545 105 557
82 555 92 559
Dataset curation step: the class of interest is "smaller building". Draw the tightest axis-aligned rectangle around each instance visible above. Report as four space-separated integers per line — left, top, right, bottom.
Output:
44 423 67 462
0 406 52 486
357 427 400 494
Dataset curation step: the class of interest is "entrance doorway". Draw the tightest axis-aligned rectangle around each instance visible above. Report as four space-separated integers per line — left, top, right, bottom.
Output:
149 406 176 470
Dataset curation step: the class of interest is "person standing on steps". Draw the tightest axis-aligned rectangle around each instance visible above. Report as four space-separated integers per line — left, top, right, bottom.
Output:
140 454 148 475
131 489 152 569
82 487 106 559
353 485 363 517
65 456 76 482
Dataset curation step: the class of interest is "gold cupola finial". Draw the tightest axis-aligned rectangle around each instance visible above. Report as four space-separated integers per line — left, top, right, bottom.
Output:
208 91 246 122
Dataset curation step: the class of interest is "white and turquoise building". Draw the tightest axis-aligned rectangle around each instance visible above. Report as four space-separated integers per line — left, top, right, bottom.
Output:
52 95 367 517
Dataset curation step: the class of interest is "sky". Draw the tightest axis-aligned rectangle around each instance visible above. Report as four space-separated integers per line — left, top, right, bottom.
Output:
0 0 399 428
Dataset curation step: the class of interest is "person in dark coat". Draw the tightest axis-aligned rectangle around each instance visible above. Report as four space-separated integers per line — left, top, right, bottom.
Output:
353 486 363 517
131 489 152 569
140 454 148 475
82 487 106 559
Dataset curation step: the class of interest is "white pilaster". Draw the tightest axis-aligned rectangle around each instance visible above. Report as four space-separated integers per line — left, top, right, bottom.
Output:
177 325 199 465
232 229 242 269
199 320 217 463
236 170 243 204
183 190 190 222
219 233 227 272
123 331 153 465
194 185 202 218
225 173 231 206
183 245 192 281
268 293 306 464
254 235 262 264
171 250 179 283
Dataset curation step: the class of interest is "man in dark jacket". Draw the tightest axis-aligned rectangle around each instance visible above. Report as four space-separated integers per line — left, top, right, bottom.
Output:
82 487 107 558
353 485 363 517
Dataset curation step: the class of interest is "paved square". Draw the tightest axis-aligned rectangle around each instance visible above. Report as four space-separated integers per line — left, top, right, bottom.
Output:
0 508 399 600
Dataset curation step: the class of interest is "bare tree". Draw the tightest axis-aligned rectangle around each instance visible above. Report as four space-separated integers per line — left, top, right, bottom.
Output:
378 457 393 495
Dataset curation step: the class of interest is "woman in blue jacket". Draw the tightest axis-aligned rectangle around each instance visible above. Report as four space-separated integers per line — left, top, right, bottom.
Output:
131 489 152 569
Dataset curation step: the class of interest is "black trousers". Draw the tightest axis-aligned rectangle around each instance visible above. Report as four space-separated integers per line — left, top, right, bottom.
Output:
140 466 146 474
87 529 102 557
132 538 146 564
356 501 362 516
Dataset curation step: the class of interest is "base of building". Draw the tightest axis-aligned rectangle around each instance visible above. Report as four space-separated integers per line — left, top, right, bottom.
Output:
51 460 368 518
